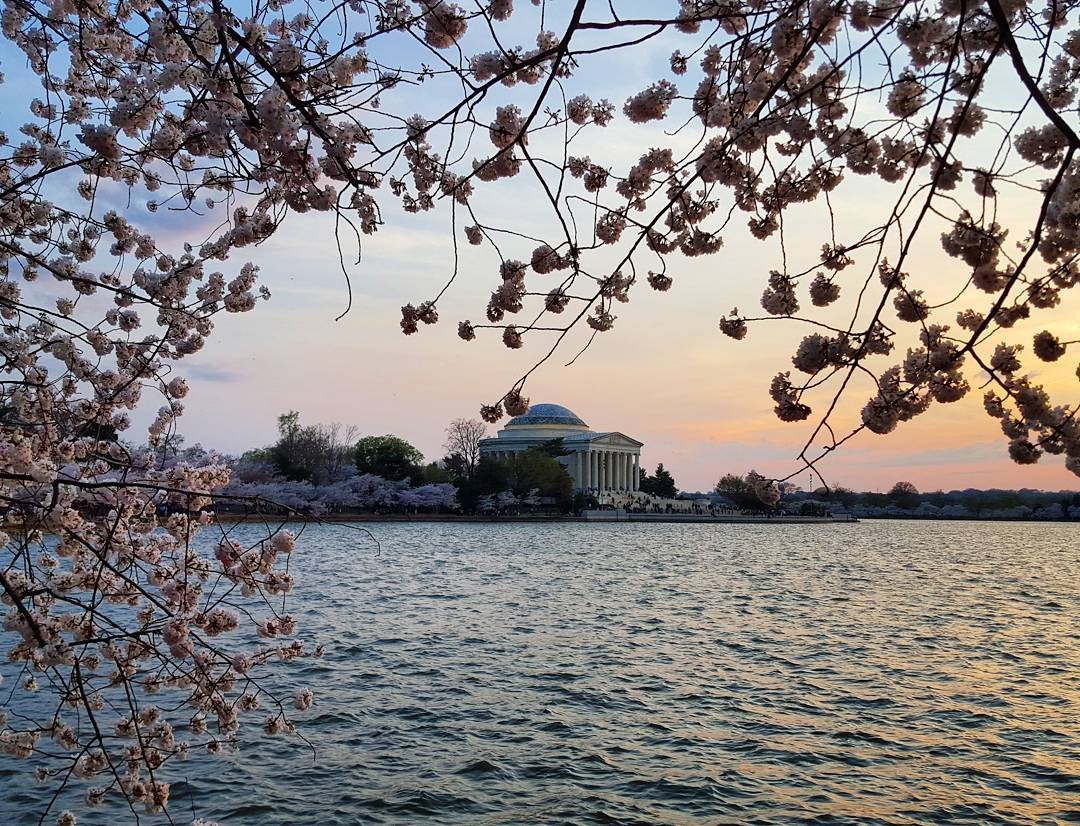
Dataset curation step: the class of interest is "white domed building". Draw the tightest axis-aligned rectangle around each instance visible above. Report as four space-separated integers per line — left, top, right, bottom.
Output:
479 403 643 494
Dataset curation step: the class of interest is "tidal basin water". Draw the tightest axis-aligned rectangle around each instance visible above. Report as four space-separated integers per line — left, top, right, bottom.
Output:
5 520 1080 824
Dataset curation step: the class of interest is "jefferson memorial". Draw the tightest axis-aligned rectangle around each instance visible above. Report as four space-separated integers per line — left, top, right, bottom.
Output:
479 403 643 493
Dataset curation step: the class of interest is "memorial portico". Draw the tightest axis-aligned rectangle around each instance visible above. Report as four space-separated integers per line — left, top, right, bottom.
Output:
478 403 643 494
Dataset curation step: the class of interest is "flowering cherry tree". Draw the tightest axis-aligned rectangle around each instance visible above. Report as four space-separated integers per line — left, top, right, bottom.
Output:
2 0 1080 819
220 473 461 513
398 0 1080 484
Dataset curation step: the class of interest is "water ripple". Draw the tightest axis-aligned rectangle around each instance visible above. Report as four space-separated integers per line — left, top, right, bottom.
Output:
3 519 1079 824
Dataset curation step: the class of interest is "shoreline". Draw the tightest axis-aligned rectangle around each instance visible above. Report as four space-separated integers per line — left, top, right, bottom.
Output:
210 512 857 525
209 512 1080 525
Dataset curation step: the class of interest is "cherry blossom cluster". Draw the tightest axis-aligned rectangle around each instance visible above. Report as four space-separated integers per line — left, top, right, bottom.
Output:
366 0 1080 487
0 0 369 815
219 472 460 514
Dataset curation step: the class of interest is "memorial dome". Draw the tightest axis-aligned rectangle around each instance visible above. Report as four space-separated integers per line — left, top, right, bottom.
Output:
505 403 588 429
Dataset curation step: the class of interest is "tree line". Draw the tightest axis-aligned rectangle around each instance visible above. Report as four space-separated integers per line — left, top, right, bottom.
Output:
714 472 1080 520
164 413 569 515
155 413 686 516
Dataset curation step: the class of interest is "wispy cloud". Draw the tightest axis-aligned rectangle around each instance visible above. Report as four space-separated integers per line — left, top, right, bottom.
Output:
184 364 241 383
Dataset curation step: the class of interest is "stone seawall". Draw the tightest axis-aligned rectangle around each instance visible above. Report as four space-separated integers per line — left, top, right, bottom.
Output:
582 509 857 524
207 512 856 524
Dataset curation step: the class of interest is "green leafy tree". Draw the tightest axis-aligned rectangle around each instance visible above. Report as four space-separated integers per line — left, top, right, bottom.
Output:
354 435 425 481
454 450 572 512
504 449 573 502
640 463 677 498
715 473 761 510
455 456 512 512
570 491 599 514
441 452 469 480
416 461 452 484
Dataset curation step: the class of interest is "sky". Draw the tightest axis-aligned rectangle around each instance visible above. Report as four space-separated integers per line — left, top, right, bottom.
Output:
164 195 1079 494
2 2 1078 494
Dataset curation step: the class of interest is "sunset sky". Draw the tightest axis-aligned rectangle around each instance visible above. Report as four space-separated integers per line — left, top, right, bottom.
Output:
158 33 1079 495
164 182 1080 494
3 6 1078 494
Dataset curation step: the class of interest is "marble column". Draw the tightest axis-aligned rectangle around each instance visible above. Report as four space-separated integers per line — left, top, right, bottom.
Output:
590 451 598 492
632 454 639 491
622 453 629 491
616 452 624 490
602 451 609 492
582 451 590 491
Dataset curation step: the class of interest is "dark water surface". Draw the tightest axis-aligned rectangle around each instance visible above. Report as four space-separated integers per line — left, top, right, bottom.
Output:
5 520 1080 824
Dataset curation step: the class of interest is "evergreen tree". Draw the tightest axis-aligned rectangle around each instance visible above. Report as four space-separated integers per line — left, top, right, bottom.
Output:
641 463 677 498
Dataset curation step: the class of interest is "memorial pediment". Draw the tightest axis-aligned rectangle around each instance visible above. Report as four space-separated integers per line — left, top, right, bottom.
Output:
588 432 644 448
